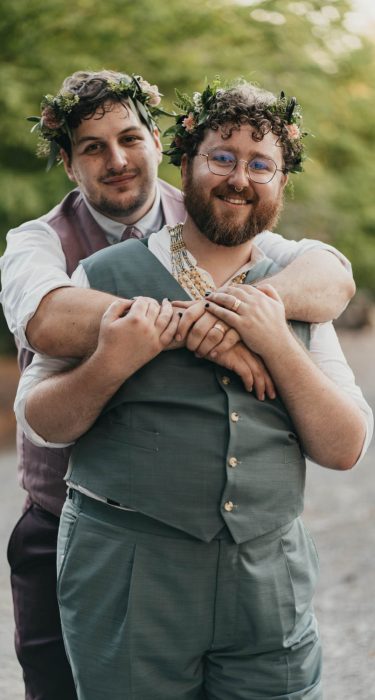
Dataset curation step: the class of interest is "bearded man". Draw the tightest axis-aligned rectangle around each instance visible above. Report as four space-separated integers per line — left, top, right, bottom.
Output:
11 79 373 700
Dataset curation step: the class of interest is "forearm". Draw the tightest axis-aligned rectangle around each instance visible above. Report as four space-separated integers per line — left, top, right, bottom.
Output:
26 287 117 357
25 351 127 444
262 333 366 469
261 250 355 322
24 297 178 444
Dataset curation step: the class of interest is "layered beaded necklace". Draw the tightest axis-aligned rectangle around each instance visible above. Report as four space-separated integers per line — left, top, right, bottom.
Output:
169 223 247 300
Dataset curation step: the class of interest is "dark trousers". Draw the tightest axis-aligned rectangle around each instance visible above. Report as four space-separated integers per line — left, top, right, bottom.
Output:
7 502 77 700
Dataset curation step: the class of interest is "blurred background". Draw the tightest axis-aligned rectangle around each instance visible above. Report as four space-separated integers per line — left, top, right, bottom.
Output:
0 1 374 697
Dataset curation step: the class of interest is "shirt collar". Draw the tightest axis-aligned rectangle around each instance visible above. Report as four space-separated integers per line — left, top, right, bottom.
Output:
82 185 163 244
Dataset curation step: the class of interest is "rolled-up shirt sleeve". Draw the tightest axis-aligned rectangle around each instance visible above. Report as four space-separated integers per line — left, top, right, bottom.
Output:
13 262 90 447
307 321 373 466
0 221 76 350
14 354 78 448
255 230 352 274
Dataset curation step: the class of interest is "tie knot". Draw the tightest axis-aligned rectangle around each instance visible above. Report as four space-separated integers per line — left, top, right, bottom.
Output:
121 226 143 242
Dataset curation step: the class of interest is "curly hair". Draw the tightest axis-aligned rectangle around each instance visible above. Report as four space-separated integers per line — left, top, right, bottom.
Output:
167 82 306 174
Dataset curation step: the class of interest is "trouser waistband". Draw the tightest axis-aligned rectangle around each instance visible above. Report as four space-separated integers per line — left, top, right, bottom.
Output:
67 488 231 542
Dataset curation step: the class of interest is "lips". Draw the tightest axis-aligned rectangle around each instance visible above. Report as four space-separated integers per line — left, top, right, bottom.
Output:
101 172 138 185
217 194 253 206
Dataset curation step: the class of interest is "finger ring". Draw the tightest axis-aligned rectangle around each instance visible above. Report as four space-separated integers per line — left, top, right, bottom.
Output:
232 298 241 312
213 323 225 334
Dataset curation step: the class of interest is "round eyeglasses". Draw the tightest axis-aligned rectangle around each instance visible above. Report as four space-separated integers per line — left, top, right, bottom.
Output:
198 149 286 184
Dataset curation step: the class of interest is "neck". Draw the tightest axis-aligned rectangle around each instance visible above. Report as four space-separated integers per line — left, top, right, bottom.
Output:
182 215 253 287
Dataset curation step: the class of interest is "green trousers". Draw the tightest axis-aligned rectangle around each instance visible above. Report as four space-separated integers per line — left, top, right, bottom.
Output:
57 491 322 700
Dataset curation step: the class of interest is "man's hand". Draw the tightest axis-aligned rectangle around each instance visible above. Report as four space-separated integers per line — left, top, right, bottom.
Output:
211 342 276 400
171 298 276 399
205 284 290 361
96 297 179 382
172 299 240 356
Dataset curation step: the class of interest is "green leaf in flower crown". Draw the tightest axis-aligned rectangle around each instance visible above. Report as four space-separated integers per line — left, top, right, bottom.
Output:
46 141 60 173
163 124 179 137
27 116 40 123
152 107 176 118
46 141 60 172
135 99 153 130
30 122 41 133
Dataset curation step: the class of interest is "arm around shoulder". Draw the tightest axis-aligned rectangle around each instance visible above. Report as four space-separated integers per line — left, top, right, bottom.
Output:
255 232 355 323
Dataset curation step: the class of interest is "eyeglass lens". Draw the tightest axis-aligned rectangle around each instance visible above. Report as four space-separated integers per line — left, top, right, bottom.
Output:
205 149 277 183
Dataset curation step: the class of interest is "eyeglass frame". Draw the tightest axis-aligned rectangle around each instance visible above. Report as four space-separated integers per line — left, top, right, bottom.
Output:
197 150 287 184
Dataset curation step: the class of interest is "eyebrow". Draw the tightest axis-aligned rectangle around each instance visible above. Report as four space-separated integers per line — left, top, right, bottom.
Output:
75 126 144 146
208 146 275 160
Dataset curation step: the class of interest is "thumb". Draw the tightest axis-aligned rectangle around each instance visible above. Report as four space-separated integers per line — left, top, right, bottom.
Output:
102 298 134 321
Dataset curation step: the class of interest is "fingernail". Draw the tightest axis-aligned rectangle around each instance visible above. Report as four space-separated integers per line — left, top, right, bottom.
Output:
210 351 217 358
175 334 182 341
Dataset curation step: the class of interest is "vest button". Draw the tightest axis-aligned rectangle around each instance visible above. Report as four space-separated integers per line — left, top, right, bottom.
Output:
230 411 239 423
228 456 238 468
224 500 234 512
222 375 231 385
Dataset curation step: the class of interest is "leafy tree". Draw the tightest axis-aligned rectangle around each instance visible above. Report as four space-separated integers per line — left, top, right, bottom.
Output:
1 0 374 352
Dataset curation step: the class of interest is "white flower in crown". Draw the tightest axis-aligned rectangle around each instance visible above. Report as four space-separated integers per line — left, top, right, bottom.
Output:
192 91 202 108
138 79 162 106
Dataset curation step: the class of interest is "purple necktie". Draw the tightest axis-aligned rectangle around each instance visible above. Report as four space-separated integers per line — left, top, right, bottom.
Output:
121 226 143 241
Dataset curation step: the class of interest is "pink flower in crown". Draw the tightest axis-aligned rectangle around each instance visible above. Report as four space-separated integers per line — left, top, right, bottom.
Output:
138 79 162 106
286 123 300 140
182 113 196 133
41 106 64 131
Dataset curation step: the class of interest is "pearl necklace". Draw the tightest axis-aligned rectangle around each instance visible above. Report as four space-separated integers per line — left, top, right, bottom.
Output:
169 223 247 300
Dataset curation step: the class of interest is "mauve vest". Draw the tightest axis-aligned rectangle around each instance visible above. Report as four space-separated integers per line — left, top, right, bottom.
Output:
68 239 311 543
18 182 185 516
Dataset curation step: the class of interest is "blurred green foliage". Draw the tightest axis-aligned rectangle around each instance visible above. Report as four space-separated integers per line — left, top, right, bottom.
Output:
0 0 374 353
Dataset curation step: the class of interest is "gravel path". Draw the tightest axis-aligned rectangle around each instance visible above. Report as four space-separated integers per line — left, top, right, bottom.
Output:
0 327 374 699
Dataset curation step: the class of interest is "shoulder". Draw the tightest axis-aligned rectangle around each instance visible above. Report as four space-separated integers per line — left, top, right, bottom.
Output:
41 188 85 224
81 238 141 270
157 178 183 203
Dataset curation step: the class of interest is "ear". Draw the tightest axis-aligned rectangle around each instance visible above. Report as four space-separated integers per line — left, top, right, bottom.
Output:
280 172 289 190
152 127 163 165
60 149 77 184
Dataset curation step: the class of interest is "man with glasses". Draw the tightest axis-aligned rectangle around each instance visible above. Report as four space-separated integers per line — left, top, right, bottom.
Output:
1 69 352 700
13 79 372 700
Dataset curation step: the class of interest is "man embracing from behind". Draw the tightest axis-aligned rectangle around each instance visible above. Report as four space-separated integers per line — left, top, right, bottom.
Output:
14 78 372 699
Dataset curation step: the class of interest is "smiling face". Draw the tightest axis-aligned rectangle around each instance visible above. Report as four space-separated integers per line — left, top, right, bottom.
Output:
181 124 288 246
61 101 163 223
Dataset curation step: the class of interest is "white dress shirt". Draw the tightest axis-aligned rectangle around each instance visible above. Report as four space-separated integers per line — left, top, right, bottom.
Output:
0 188 163 350
14 225 373 466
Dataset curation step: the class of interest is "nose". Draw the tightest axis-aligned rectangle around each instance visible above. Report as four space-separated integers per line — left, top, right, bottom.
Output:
106 145 128 171
227 159 250 190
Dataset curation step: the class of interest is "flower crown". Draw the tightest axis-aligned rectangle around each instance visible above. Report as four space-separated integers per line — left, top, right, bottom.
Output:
164 77 308 174
27 75 166 170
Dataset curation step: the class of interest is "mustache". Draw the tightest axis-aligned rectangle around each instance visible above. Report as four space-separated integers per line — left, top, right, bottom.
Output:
213 184 257 202
100 167 138 181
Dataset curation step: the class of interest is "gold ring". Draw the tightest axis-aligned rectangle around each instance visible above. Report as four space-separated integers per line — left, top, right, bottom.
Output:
232 298 241 312
213 323 225 334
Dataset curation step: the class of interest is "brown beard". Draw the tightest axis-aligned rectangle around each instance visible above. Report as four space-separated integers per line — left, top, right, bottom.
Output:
183 171 284 247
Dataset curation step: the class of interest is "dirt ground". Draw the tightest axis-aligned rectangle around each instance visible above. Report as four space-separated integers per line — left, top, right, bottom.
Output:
0 326 374 699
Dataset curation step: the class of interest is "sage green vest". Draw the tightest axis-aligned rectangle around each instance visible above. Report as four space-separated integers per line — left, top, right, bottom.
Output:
67 239 310 544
